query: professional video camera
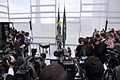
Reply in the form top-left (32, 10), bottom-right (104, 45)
top-left (53, 47), bottom-right (85, 80)
top-left (106, 48), bottom-right (120, 67)
top-left (53, 47), bottom-right (74, 68)
top-left (103, 48), bottom-right (120, 80)
top-left (15, 48), bottom-right (46, 80)
top-left (0, 53), bottom-right (17, 80)
top-left (0, 53), bottom-right (16, 66)
top-left (54, 47), bottom-right (71, 57)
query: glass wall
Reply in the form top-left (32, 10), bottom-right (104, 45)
top-left (31, 0), bottom-right (56, 43)
top-left (80, 0), bottom-right (108, 37)
top-left (9, 0), bottom-right (31, 32)
top-left (107, 0), bottom-right (120, 30)
top-left (31, 0), bottom-right (108, 44)
top-left (0, 0), bottom-right (9, 22)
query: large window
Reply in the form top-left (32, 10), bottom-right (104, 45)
top-left (9, 0), bottom-right (31, 32)
top-left (0, 0), bottom-right (9, 22)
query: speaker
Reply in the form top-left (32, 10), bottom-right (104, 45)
top-left (0, 22), bottom-right (11, 43)
top-left (29, 21), bottom-right (32, 30)
top-left (105, 20), bottom-right (108, 32)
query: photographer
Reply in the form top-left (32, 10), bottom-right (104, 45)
top-left (94, 33), bottom-right (107, 63)
top-left (40, 53), bottom-right (46, 69)
top-left (3, 42), bottom-right (11, 54)
top-left (5, 56), bottom-right (15, 80)
top-left (75, 37), bottom-right (84, 58)
top-left (84, 56), bottom-right (104, 80)
top-left (75, 38), bottom-right (91, 59)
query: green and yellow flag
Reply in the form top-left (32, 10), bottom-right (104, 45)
top-left (62, 4), bottom-right (66, 48)
top-left (57, 6), bottom-right (61, 35)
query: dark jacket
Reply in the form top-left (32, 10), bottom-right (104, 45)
top-left (94, 42), bottom-right (107, 63)
top-left (5, 75), bottom-right (15, 80)
top-left (14, 40), bottom-right (21, 53)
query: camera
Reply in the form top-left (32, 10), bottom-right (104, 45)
top-left (54, 47), bottom-right (71, 58)
top-left (54, 49), bottom-right (64, 57)
top-left (53, 47), bottom-right (85, 80)
top-left (15, 48), bottom-right (46, 80)
top-left (103, 48), bottom-right (120, 80)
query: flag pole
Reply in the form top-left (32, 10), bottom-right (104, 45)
top-left (64, 0), bottom-right (65, 7)
top-left (63, 0), bottom-right (66, 48)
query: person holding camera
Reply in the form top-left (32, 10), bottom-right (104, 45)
top-left (3, 42), bottom-right (11, 54)
top-left (75, 37), bottom-right (90, 59)
top-left (94, 33), bottom-right (107, 63)
top-left (5, 56), bottom-right (15, 80)
top-left (75, 37), bottom-right (84, 59)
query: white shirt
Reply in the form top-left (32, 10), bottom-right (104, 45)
top-left (101, 39), bottom-right (106, 43)
top-left (8, 68), bottom-right (14, 76)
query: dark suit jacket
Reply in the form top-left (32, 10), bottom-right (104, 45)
top-left (94, 42), bottom-right (107, 63)
top-left (14, 40), bottom-right (21, 53)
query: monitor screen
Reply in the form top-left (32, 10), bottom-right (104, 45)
top-left (50, 59), bottom-right (59, 64)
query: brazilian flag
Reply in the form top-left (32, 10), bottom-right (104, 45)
top-left (62, 5), bottom-right (66, 48)
top-left (57, 6), bottom-right (61, 35)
